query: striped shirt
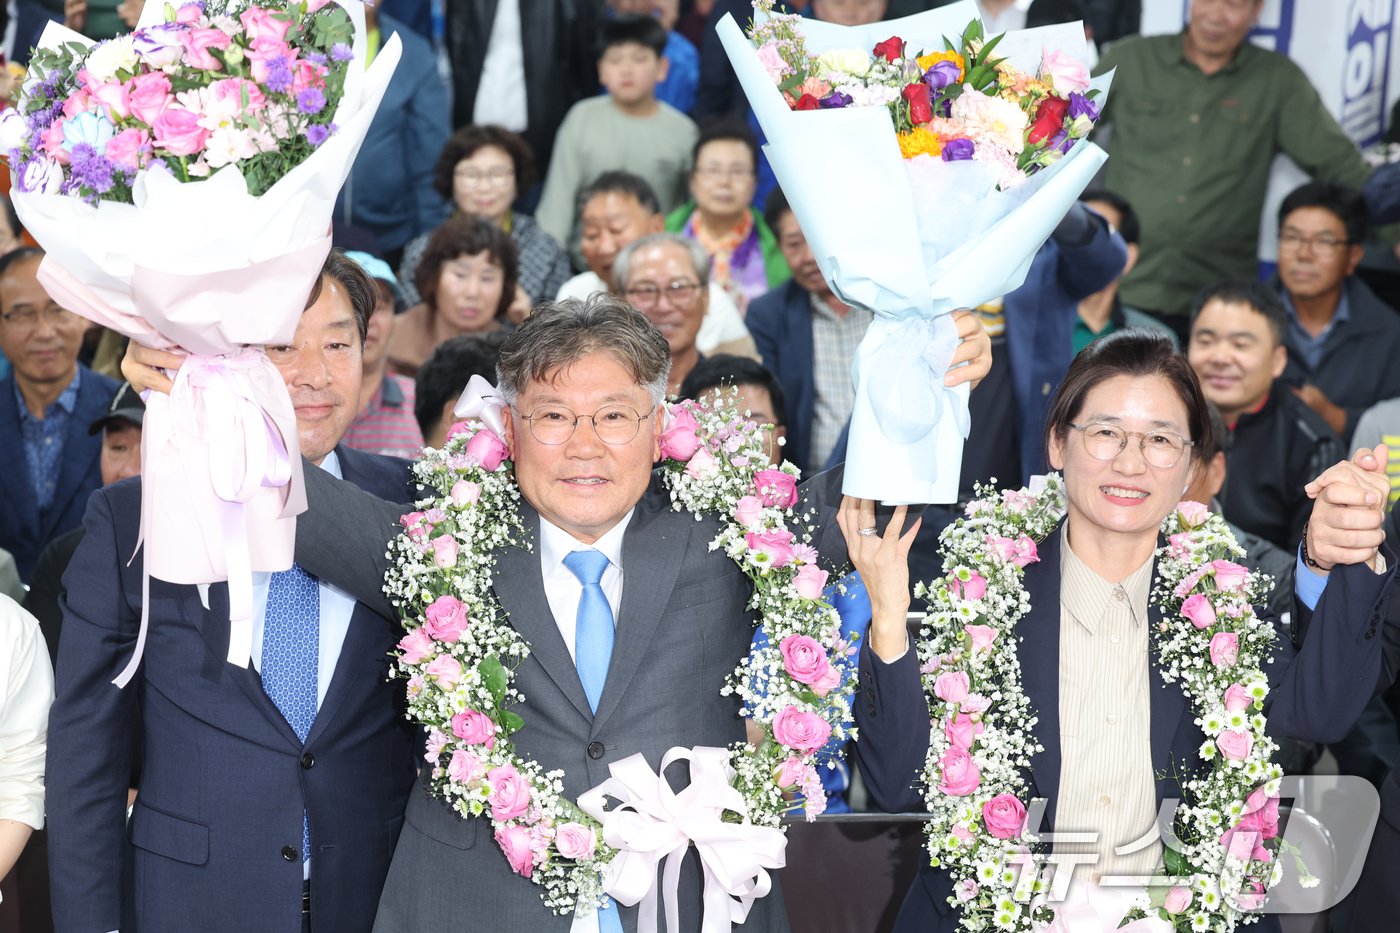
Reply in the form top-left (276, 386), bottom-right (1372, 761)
top-left (1054, 526), bottom-right (1160, 881)
top-left (809, 293), bottom-right (872, 469)
top-left (343, 374), bottom-right (424, 459)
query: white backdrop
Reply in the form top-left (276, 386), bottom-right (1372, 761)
top-left (1138, 0), bottom-right (1399, 262)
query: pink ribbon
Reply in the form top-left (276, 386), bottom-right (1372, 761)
top-left (577, 746), bottom-right (787, 933)
top-left (453, 374), bottom-right (508, 437)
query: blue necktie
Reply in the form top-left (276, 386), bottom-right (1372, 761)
top-left (562, 549), bottom-right (623, 933)
top-left (262, 561), bottom-right (319, 861)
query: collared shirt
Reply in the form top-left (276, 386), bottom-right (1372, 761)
top-left (1054, 527), bottom-right (1160, 881)
top-left (976, 0), bottom-right (1026, 33)
top-left (538, 510), bottom-right (633, 933)
top-left (0, 595), bottom-right (53, 832)
top-left (1096, 32), bottom-right (1376, 316)
top-left (555, 272), bottom-right (753, 358)
top-left (471, 0), bottom-right (528, 131)
top-left (1282, 288), bottom-right (1351, 373)
top-left (15, 367), bottom-right (81, 513)
top-left (808, 293), bottom-right (872, 469)
top-left (343, 373), bottom-right (424, 459)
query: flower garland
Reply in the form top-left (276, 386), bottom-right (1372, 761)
top-left (917, 476), bottom-right (1302, 933)
top-left (383, 393), bottom-right (858, 916)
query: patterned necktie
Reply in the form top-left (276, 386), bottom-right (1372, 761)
top-left (262, 561), bottom-right (319, 860)
top-left (561, 549), bottom-right (623, 933)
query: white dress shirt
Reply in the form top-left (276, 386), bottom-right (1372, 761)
top-left (472, 0), bottom-right (529, 132)
top-left (537, 511), bottom-right (633, 933)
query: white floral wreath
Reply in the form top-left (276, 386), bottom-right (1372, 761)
top-left (384, 379), bottom-right (858, 921)
top-left (916, 475), bottom-right (1313, 933)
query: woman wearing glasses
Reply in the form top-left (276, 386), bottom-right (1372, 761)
top-left (398, 126), bottom-right (572, 319)
top-left (839, 329), bottom-right (1395, 932)
top-left (665, 122), bottom-right (789, 313)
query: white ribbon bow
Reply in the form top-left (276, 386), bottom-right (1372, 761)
top-left (578, 746), bottom-right (787, 933)
top-left (453, 374), bottom-right (508, 437)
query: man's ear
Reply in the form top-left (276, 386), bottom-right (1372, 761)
top-left (502, 403), bottom-right (519, 456)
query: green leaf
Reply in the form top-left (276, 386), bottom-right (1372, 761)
top-left (978, 32), bottom-right (1006, 62)
top-left (1162, 843), bottom-right (1191, 877)
top-left (501, 711), bottom-right (525, 734)
top-left (480, 654), bottom-right (508, 701)
top-left (777, 72), bottom-right (804, 93)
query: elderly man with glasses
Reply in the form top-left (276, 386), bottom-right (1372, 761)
top-left (613, 232), bottom-right (715, 396)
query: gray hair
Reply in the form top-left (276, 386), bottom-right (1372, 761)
top-left (612, 232), bottom-right (711, 291)
top-left (496, 293), bottom-right (672, 405)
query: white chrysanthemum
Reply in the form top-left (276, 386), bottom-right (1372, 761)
top-left (85, 34), bottom-right (140, 82)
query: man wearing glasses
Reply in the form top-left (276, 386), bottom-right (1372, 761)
top-left (1187, 279), bottom-right (1341, 552)
top-left (613, 232), bottom-right (713, 396)
top-left (1272, 181), bottom-right (1400, 447)
top-left (0, 247), bottom-right (117, 582)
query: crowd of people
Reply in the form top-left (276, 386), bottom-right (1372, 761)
top-left (5, 0), bottom-right (1400, 931)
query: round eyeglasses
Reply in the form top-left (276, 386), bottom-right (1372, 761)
top-left (1068, 422), bottom-right (1193, 469)
top-left (514, 404), bottom-right (655, 446)
top-left (623, 280), bottom-right (701, 312)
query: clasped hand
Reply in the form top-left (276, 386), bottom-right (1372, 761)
top-left (1304, 445), bottom-right (1391, 574)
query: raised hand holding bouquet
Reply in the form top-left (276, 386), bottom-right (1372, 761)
top-left (0, 0), bottom-right (401, 682)
top-left (718, 0), bottom-right (1110, 503)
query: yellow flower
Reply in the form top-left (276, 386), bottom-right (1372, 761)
top-left (917, 49), bottom-right (966, 82)
top-left (898, 127), bottom-right (943, 159)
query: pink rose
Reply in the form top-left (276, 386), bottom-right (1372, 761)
top-left (982, 793), bottom-right (1027, 839)
top-left (1164, 886), bottom-right (1192, 915)
top-left (290, 59), bottom-right (326, 95)
top-left (951, 823), bottom-right (974, 844)
top-left (964, 624), bottom-right (997, 654)
top-left (1241, 786), bottom-right (1280, 840)
top-left (210, 77), bottom-right (266, 113)
top-left (793, 564), bottom-right (829, 600)
top-left (239, 4), bottom-right (294, 42)
top-left (659, 405), bottom-right (701, 461)
top-left (487, 765), bottom-right (532, 820)
top-left (447, 749), bottom-right (486, 786)
top-left (1223, 683), bottom-right (1250, 711)
top-left (944, 712), bottom-right (983, 749)
top-left (776, 756), bottom-right (805, 788)
top-left (1210, 632), bottom-right (1239, 668)
top-left (1181, 593), bottom-right (1217, 630)
top-left (495, 824), bottom-right (537, 876)
top-left (465, 428), bottom-right (510, 471)
top-left (180, 27), bottom-right (231, 71)
top-left (1040, 47), bottom-right (1091, 95)
top-left (1216, 729), bottom-right (1253, 761)
top-left (734, 495), bottom-right (765, 529)
top-left (90, 81), bottom-right (130, 120)
top-left (424, 655), bottom-right (462, 689)
top-left (61, 88), bottom-right (92, 119)
top-left (772, 704), bottom-right (833, 753)
top-left (934, 671), bottom-right (970, 705)
top-left (555, 822), bottom-right (597, 860)
top-left (1232, 881), bottom-right (1266, 912)
top-left (1212, 560), bottom-right (1249, 592)
top-left (173, 2), bottom-right (203, 24)
top-left (431, 534), bottom-right (460, 568)
top-left (446, 420), bottom-right (473, 439)
top-left (104, 128), bottom-right (151, 171)
top-left (780, 634), bottom-right (833, 686)
top-left (450, 709), bottom-right (496, 747)
top-left (938, 745), bottom-right (982, 796)
top-left (450, 480), bottom-right (481, 507)
top-left (811, 663), bottom-right (841, 698)
top-left (951, 572), bottom-right (987, 601)
top-left (988, 534), bottom-right (1039, 568)
top-left (424, 594), bottom-right (470, 642)
top-left (151, 107), bottom-right (209, 157)
top-left (1220, 822), bottom-right (1270, 863)
top-left (684, 447), bottom-right (720, 480)
top-left (396, 627), bottom-right (435, 664)
top-left (746, 528), bottom-right (797, 569)
top-left (753, 468), bottom-right (799, 509)
top-left (1176, 500), bottom-right (1210, 528)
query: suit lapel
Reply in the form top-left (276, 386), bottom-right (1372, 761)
top-left (195, 581), bottom-right (304, 750)
top-left (1018, 523), bottom-right (1063, 822)
top-left (0, 380), bottom-right (39, 533)
top-left (43, 372), bottom-right (103, 537)
top-left (591, 498), bottom-right (690, 732)
top-left (1147, 556), bottom-right (1189, 804)
top-left (305, 602), bottom-right (382, 747)
top-left (493, 504), bottom-right (596, 722)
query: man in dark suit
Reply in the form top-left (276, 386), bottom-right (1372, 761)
top-left (45, 251), bottom-right (419, 933)
top-left (0, 247), bottom-right (118, 582)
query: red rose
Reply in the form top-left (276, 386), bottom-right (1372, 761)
top-left (873, 36), bottom-right (905, 62)
top-left (1028, 95), bottom-right (1071, 144)
top-left (795, 93), bottom-right (821, 111)
top-left (902, 83), bottom-right (933, 125)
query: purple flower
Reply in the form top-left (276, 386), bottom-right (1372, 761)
top-left (305, 124), bottom-right (331, 147)
top-left (329, 43), bottom-right (353, 63)
top-left (304, 51), bottom-right (327, 67)
top-left (1067, 92), bottom-right (1099, 122)
top-left (297, 88), bottom-right (326, 115)
top-left (941, 138), bottom-right (976, 162)
top-left (264, 56), bottom-right (294, 93)
top-left (68, 142), bottom-right (115, 196)
top-left (818, 90), bottom-right (852, 109)
top-left (1048, 130), bottom-right (1074, 154)
top-left (923, 60), bottom-right (962, 93)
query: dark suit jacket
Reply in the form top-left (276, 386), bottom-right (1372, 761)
top-left (852, 524), bottom-right (1394, 932)
top-left (747, 280), bottom-right (817, 474)
top-left (45, 446), bottom-right (419, 933)
top-left (0, 366), bottom-right (118, 582)
top-left (290, 467), bottom-right (791, 933)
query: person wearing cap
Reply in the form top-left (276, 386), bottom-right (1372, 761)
top-left (341, 251), bottom-right (426, 459)
top-left (0, 247), bottom-right (119, 584)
